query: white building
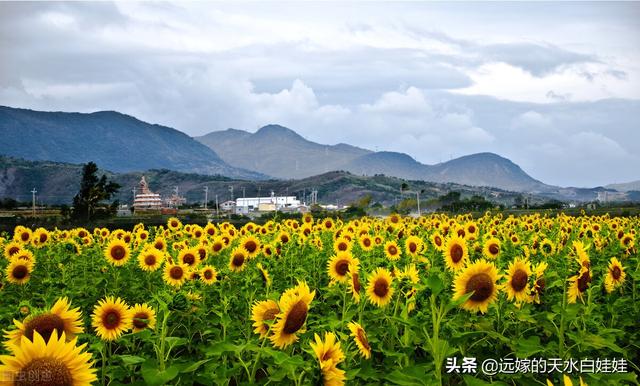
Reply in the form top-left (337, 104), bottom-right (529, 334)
top-left (133, 177), bottom-right (163, 211)
top-left (235, 192), bottom-right (300, 214)
top-left (220, 200), bottom-right (236, 212)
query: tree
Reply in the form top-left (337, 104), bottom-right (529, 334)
top-left (72, 162), bottom-right (120, 220)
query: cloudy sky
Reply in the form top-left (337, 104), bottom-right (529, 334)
top-left (1, 2), bottom-right (639, 187)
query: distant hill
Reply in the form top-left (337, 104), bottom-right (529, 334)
top-left (196, 125), bottom-right (370, 179)
top-left (606, 180), bottom-right (640, 192)
top-left (0, 106), bottom-right (265, 180)
top-left (0, 156), bottom-right (531, 206)
top-left (197, 126), bottom-right (548, 192)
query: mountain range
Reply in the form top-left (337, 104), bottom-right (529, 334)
top-left (197, 125), bottom-right (548, 192)
top-left (0, 106), bottom-right (264, 180)
top-left (0, 105), bottom-right (635, 199)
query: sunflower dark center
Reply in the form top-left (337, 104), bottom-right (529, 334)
top-left (281, 235), bottom-right (289, 243)
top-left (8, 246), bottom-right (20, 256)
top-left (203, 270), bottom-right (213, 280)
top-left (335, 260), bottom-right (349, 276)
top-left (465, 273), bottom-right (493, 302)
top-left (510, 269), bottom-right (528, 292)
top-left (450, 244), bottom-right (464, 263)
top-left (12, 263), bottom-right (29, 279)
top-left (435, 236), bottom-right (442, 246)
top-left (338, 242), bottom-right (347, 251)
top-left (457, 229), bottom-right (465, 238)
top-left (263, 308), bottom-right (279, 321)
top-left (611, 266), bottom-right (621, 280)
top-left (543, 244), bottom-right (552, 253)
top-left (197, 249), bottom-right (206, 260)
top-left (409, 242), bottom-right (417, 253)
top-left (133, 312), bottom-right (149, 329)
top-left (245, 241), bottom-right (257, 253)
top-left (144, 254), bottom-right (156, 266)
top-left (352, 273), bottom-right (361, 293)
top-left (21, 233), bottom-right (30, 242)
top-left (363, 239), bottom-right (371, 247)
top-left (373, 278), bottom-right (389, 298)
top-left (183, 253), bottom-right (196, 265)
top-left (16, 358), bottom-right (72, 386)
top-left (283, 301), bottom-right (307, 334)
top-left (468, 226), bottom-right (476, 234)
top-left (103, 310), bottom-right (121, 329)
top-left (213, 243), bottom-right (222, 252)
top-left (535, 278), bottom-right (546, 292)
top-left (24, 314), bottom-right (65, 342)
top-left (232, 253), bottom-right (245, 267)
top-left (488, 244), bottom-right (499, 255)
top-left (388, 245), bottom-right (398, 255)
top-left (171, 221), bottom-right (179, 227)
top-left (577, 271), bottom-right (591, 292)
top-left (111, 245), bottom-right (126, 261)
top-left (357, 328), bottom-right (371, 350)
top-left (169, 266), bottom-right (183, 280)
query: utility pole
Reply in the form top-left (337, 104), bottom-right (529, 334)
top-left (416, 190), bottom-right (421, 217)
top-left (229, 186), bottom-right (234, 201)
top-left (204, 186), bottom-right (208, 210)
top-left (215, 194), bottom-right (219, 218)
top-left (31, 188), bottom-right (37, 216)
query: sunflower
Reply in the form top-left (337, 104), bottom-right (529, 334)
top-left (0, 330), bottom-right (96, 386)
top-left (211, 238), bottom-right (225, 254)
top-left (404, 236), bottom-right (423, 258)
top-left (31, 228), bottom-right (50, 248)
top-left (531, 261), bottom-right (548, 304)
top-left (200, 265), bottom-right (218, 285)
top-left (91, 296), bottom-right (132, 341)
top-left (152, 237), bottom-right (167, 251)
top-left (256, 263), bottom-right (272, 287)
top-left (327, 252), bottom-right (353, 284)
top-left (104, 239), bottom-right (131, 267)
top-left (503, 257), bottom-right (532, 303)
top-left (567, 267), bottom-right (591, 304)
top-left (4, 297), bottom-right (83, 350)
top-left (178, 247), bottom-right (200, 267)
top-left (366, 268), bottom-right (394, 307)
top-left (10, 249), bottom-right (35, 265)
top-left (310, 332), bottom-right (345, 385)
top-left (13, 227), bottom-right (32, 244)
top-left (540, 239), bottom-right (555, 256)
top-left (270, 281), bottom-right (315, 349)
top-left (384, 241), bottom-right (401, 261)
top-left (137, 248), bottom-right (164, 272)
top-left (347, 321), bottom-right (371, 359)
top-left (3, 241), bottom-right (22, 260)
top-left (277, 231), bottom-right (291, 245)
top-left (443, 236), bottom-right (468, 272)
top-left (229, 247), bottom-right (248, 272)
top-left (6, 259), bottom-right (33, 285)
top-left (482, 238), bottom-right (501, 260)
top-left (241, 236), bottom-right (261, 258)
top-left (400, 263), bottom-right (420, 285)
top-left (453, 259), bottom-right (499, 314)
top-left (348, 268), bottom-right (362, 303)
top-left (131, 303), bottom-right (156, 333)
top-left (431, 232), bottom-right (445, 251)
top-left (604, 257), bottom-right (625, 294)
top-left (251, 300), bottom-right (280, 338)
top-left (358, 235), bottom-right (374, 251)
top-left (163, 263), bottom-right (190, 288)
top-left (167, 217), bottom-right (182, 231)
top-left (333, 238), bottom-right (352, 254)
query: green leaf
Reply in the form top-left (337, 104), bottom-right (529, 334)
top-left (116, 355), bottom-right (146, 366)
top-left (181, 359), bottom-right (212, 373)
top-left (426, 274), bottom-right (444, 296)
top-left (205, 342), bottom-right (243, 356)
top-left (141, 361), bottom-right (179, 386)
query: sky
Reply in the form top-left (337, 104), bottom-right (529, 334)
top-left (1, 2), bottom-right (639, 187)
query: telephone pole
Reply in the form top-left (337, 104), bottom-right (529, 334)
top-left (416, 190), bottom-right (421, 217)
top-left (204, 186), bottom-right (208, 210)
top-left (215, 194), bottom-right (219, 218)
top-left (31, 188), bottom-right (37, 216)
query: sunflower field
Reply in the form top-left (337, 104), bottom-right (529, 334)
top-left (0, 213), bottom-right (638, 386)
